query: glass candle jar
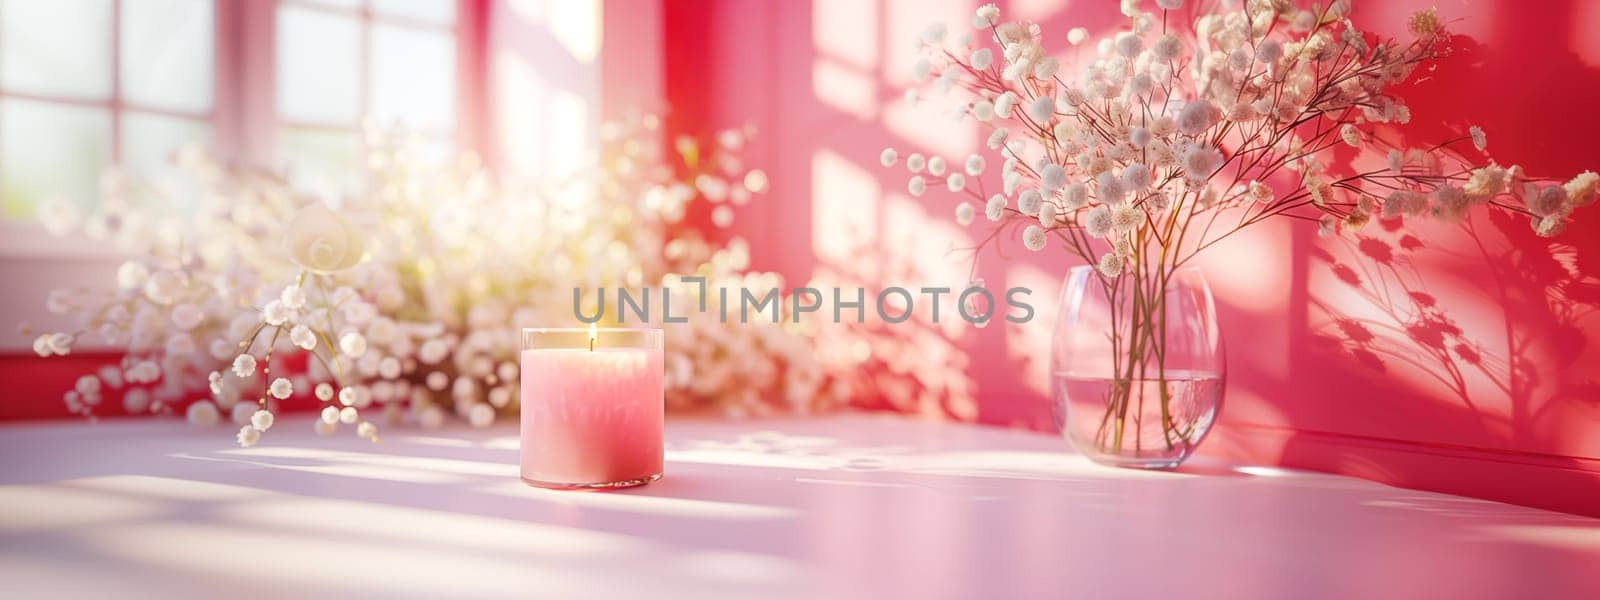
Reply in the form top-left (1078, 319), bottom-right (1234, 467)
top-left (519, 327), bottom-right (664, 489)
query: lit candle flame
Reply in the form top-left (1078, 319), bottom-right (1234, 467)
top-left (588, 323), bottom-right (596, 351)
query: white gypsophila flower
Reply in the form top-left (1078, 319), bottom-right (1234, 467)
top-left (187, 401), bottom-right (221, 427)
top-left (1535, 214), bottom-right (1567, 237)
top-left (985, 194), bottom-right (1007, 221)
top-left (1526, 185), bottom-right (1568, 217)
top-left (1256, 39), bottom-right (1283, 63)
top-left (468, 403), bottom-right (495, 428)
top-left (1340, 124), bottom-right (1361, 148)
top-left (906, 153), bottom-right (926, 173)
top-left (1381, 190), bottom-right (1428, 218)
top-left (426, 371), bottom-right (449, 391)
top-left (1228, 47), bottom-right (1251, 70)
top-left (418, 405), bottom-right (445, 429)
top-left (357, 421), bottom-right (378, 441)
top-left (339, 406), bottom-right (359, 425)
top-left (1249, 180), bottom-right (1273, 203)
top-left (315, 418), bottom-right (337, 436)
top-left (1122, 163), bottom-right (1152, 190)
top-left (143, 270), bottom-right (183, 305)
top-left (965, 154), bottom-right (986, 175)
top-left (1027, 96), bottom-right (1055, 123)
top-left (231, 354), bottom-right (257, 378)
top-left (115, 261), bottom-right (149, 291)
top-left (1003, 171), bottom-right (1021, 195)
top-left (1067, 27), bottom-right (1088, 45)
top-left (1469, 126), bottom-right (1487, 152)
top-left (973, 3), bottom-right (998, 28)
top-left (1022, 225), bottom-right (1047, 251)
top-left (379, 356), bottom-right (402, 380)
top-left (1064, 182), bottom-right (1090, 208)
top-left (261, 300), bottom-right (292, 326)
top-left (946, 173), bottom-right (966, 191)
top-left (417, 339), bottom-right (449, 365)
top-left (994, 92), bottom-right (1017, 118)
top-left (908, 175), bottom-right (927, 197)
top-left (1177, 100), bottom-right (1219, 135)
top-left (987, 128), bottom-right (1010, 150)
top-left (955, 202), bottom-right (976, 225)
top-left (928, 156), bottom-right (947, 176)
top-left (1114, 32), bottom-right (1142, 58)
top-left (171, 304), bottom-right (204, 331)
top-left (912, 57), bottom-right (932, 82)
top-left (279, 284), bottom-right (307, 310)
top-left (1085, 205), bottom-right (1114, 237)
top-left (1463, 164), bottom-right (1507, 198)
top-left (1129, 127), bottom-right (1152, 148)
top-left (339, 386), bottom-right (359, 406)
top-left (315, 382), bottom-right (334, 401)
top-left (209, 371), bottom-right (224, 395)
top-left (971, 47), bottom-right (994, 70)
top-left (1096, 171), bottom-right (1127, 204)
top-left (1112, 205), bottom-right (1144, 231)
top-left (339, 331), bottom-right (368, 357)
top-left (921, 22), bottom-right (948, 46)
top-left (33, 334), bottom-right (55, 357)
top-left (1564, 171), bottom-right (1599, 207)
top-left (1097, 252), bottom-right (1125, 276)
top-left (269, 377), bottom-right (293, 400)
top-left (1018, 189), bottom-right (1043, 214)
top-left (123, 388), bottom-right (150, 414)
top-left (972, 101), bottom-right (995, 121)
top-left (320, 405), bottom-right (340, 425)
top-left (880, 148), bottom-right (900, 168)
top-left (1039, 202), bottom-right (1058, 227)
top-left (1181, 145), bottom-right (1224, 181)
top-left (251, 409), bottom-right (275, 432)
top-left (1153, 34), bottom-right (1182, 60)
top-left (236, 425), bottom-right (261, 448)
top-left (1156, 0), bottom-right (1182, 9)
top-left (289, 324), bottom-right (316, 351)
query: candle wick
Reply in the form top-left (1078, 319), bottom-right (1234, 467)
top-left (589, 337), bottom-right (594, 352)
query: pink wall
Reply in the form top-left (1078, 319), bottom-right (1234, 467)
top-left (662, 0), bottom-right (1600, 516)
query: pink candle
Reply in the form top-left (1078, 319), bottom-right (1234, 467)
top-left (519, 327), bottom-right (664, 489)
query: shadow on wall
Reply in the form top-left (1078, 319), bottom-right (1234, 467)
top-left (661, 0), bottom-right (1600, 512)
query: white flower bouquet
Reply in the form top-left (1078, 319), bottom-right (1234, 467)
top-left (885, 0), bottom-right (1595, 459)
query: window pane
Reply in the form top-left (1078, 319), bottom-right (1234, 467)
top-left (372, 0), bottom-right (456, 25)
top-left (281, 127), bottom-right (362, 194)
top-left (121, 0), bottom-right (215, 114)
top-left (0, 99), bottom-right (112, 219)
top-left (122, 112), bottom-right (211, 214)
top-left (369, 25), bottom-right (456, 134)
top-left (276, 6), bottom-right (361, 125)
top-left (0, 0), bottom-right (113, 99)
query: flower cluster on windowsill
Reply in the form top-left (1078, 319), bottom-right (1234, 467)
top-left (26, 119), bottom-right (848, 446)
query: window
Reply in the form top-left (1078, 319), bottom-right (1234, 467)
top-left (275, 0), bottom-right (458, 193)
top-left (0, 0), bottom-right (215, 220)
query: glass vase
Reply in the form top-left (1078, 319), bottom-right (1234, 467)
top-left (1050, 265), bottom-right (1225, 469)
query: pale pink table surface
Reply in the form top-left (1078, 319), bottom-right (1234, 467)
top-left (1, 414), bottom-right (1595, 599)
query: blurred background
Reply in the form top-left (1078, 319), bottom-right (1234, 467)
top-left (1, 0), bottom-right (1597, 515)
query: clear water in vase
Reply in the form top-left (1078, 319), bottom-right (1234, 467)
top-left (1053, 370), bottom-right (1223, 469)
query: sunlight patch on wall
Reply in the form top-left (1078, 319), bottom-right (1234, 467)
top-left (813, 0), bottom-right (878, 70)
top-left (811, 149), bottom-right (882, 280)
top-left (813, 60), bottom-right (878, 121)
